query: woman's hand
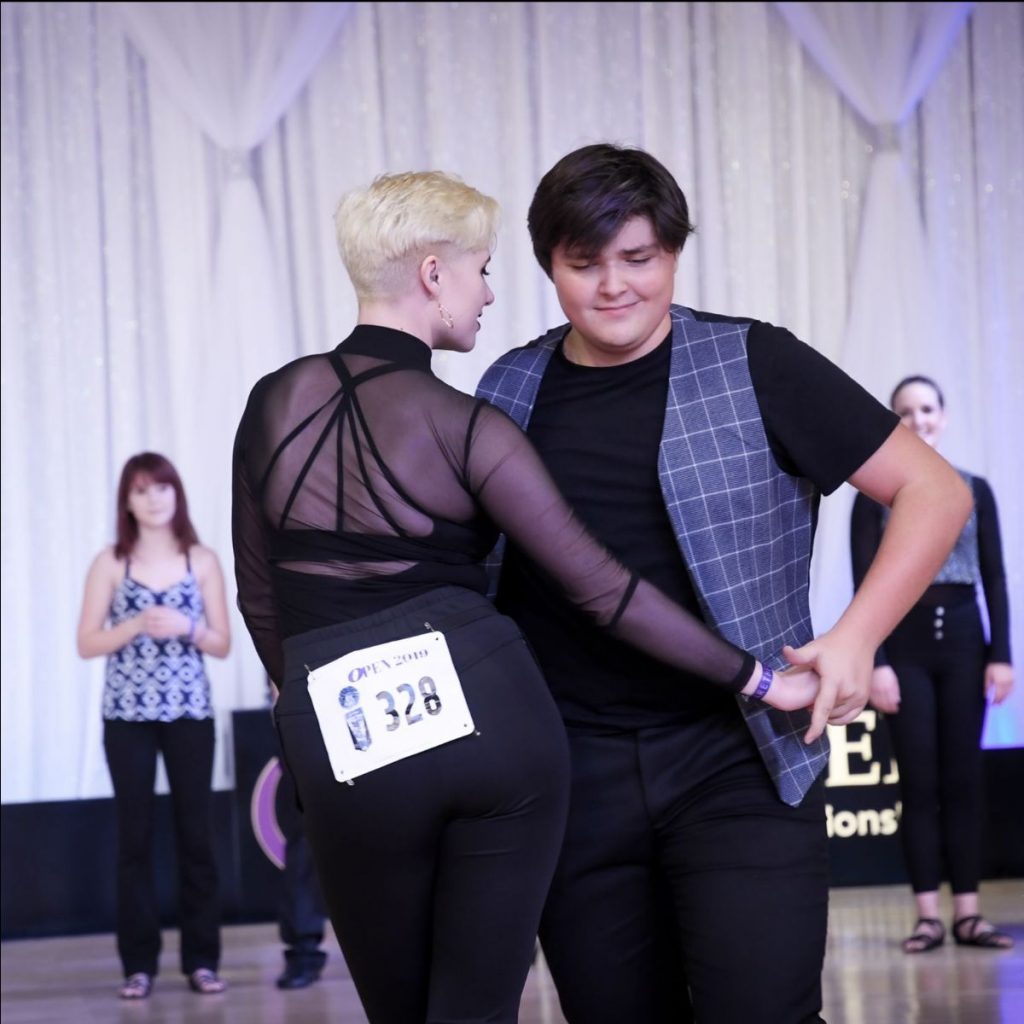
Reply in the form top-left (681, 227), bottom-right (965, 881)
top-left (868, 666), bottom-right (901, 714)
top-left (139, 605), bottom-right (192, 639)
top-left (985, 662), bottom-right (1014, 704)
top-left (761, 663), bottom-right (821, 714)
top-left (741, 659), bottom-right (821, 715)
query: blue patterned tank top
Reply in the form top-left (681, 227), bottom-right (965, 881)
top-left (103, 557), bottom-right (213, 722)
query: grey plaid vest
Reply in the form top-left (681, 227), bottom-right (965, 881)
top-left (476, 304), bottom-right (830, 806)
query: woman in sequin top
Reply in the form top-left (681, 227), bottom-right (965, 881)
top-left (77, 452), bottom-right (231, 999)
top-left (851, 376), bottom-right (1014, 954)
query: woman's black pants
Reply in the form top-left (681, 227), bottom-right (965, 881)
top-left (884, 594), bottom-right (989, 894)
top-left (274, 587), bottom-right (570, 1024)
top-left (103, 717), bottom-right (220, 977)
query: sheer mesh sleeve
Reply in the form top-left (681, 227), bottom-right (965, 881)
top-left (467, 403), bottom-right (753, 691)
top-left (232, 392), bottom-right (284, 686)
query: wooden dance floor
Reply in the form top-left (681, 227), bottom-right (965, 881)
top-left (3, 882), bottom-right (1022, 1023)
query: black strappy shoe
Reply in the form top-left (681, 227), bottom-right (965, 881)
top-left (952, 915), bottom-right (1014, 950)
top-left (902, 917), bottom-right (945, 953)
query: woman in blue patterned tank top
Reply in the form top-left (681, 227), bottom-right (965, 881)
top-left (76, 452), bottom-right (232, 999)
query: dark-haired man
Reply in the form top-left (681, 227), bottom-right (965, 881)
top-left (477, 143), bottom-right (970, 1023)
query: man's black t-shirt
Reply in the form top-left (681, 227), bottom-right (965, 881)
top-left (496, 316), bottom-right (899, 729)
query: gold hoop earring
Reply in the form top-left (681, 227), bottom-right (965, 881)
top-left (438, 303), bottom-right (454, 329)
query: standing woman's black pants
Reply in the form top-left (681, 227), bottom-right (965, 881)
top-left (883, 588), bottom-right (988, 894)
top-left (103, 717), bottom-right (220, 977)
top-left (274, 586), bottom-right (570, 1024)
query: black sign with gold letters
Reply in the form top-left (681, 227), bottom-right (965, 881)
top-left (824, 710), bottom-right (907, 885)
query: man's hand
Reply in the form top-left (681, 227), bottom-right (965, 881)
top-left (782, 631), bottom-right (873, 744)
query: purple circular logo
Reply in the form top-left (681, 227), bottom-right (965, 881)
top-left (249, 756), bottom-right (285, 869)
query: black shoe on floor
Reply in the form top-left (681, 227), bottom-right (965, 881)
top-left (276, 962), bottom-right (322, 990)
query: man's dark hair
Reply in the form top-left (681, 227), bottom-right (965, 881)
top-left (527, 143), bottom-right (695, 277)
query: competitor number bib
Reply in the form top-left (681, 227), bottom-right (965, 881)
top-left (307, 630), bottom-right (476, 783)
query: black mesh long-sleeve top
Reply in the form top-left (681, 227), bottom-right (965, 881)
top-left (232, 325), bottom-right (754, 691)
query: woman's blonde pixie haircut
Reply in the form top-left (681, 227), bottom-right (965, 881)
top-left (335, 171), bottom-right (500, 301)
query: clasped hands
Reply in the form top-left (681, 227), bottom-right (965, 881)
top-left (134, 605), bottom-right (192, 640)
top-left (758, 630), bottom-right (873, 745)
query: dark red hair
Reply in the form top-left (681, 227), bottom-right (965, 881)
top-left (114, 452), bottom-right (199, 558)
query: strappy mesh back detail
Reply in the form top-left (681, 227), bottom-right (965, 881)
top-left (259, 354), bottom-right (440, 576)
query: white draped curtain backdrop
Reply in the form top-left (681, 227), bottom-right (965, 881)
top-left (2, 1), bottom-right (1021, 802)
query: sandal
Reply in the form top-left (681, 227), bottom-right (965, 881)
top-left (952, 915), bottom-right (1014, 949)
top-left (187, 968), bottom-right (227, 994)
top-left (119, 972), bottom-right (153, 999)
top-left (902, 917), bottom-right (945, 954)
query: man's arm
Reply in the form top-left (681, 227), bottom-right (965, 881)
top-left (786, 423), bottom-right (972, 742)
